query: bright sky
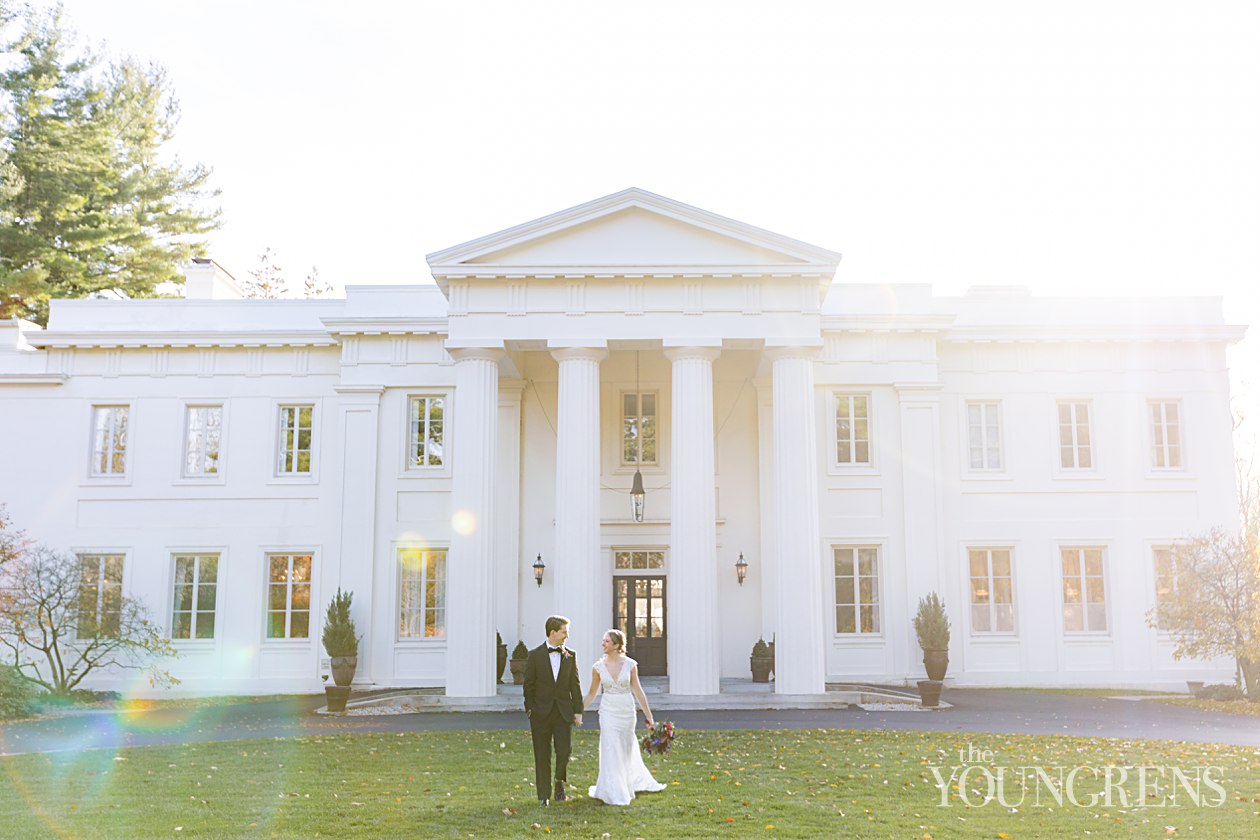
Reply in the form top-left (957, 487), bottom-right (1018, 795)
top-left (28, 1), bottom-right (1260, 424)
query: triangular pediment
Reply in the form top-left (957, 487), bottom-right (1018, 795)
top-left (426, 188), bottom-right (840, 285)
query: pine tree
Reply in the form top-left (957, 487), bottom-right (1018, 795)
top-left (0, 6), bottom-right (219, 324)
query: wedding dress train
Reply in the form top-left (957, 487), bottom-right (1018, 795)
top-left (587, 657), bottom-right (667, 805)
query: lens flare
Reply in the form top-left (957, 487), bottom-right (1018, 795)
top-left (451, 509), bottom-right (477, 536)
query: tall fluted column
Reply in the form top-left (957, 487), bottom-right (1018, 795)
top-left (551, 345), bottom-right (607, 694)
top-left (769, 346), bottom-right (827, 694)
top-left (445, 347), bottom-right (502, 697)
top-left (666, 344), bottom-right (721, 696)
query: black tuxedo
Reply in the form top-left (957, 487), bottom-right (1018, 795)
top-left (523, 643), bottom-right (583, 800)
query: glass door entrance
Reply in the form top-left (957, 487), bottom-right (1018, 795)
top-left (613, 575), bottom-right (667, 676)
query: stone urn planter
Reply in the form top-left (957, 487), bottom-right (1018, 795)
top-left (510, 641), bottom-right (529, 685)
top-left (330, 655), bottom-right (358, 688)
top-left (922, 650), bottom-right (949, 682)
top-left (750, 638), bottom-right (772, 683)
top-left (917, 679), bottom-right (943, 708)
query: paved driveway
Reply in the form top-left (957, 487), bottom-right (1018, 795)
top-left (2, 689), bottom-right (1257, 756)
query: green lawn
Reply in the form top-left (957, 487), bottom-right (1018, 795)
top-left (1, 729), bottom-right (1257, 838)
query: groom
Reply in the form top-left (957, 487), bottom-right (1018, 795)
top-left (523, 615), bottom-right (584, 805)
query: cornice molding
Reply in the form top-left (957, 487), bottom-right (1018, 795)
top-left (24, 330), bottom-right (339, 349)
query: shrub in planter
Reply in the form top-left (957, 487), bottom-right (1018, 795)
top-left (913, 592), bottom-right (951, 681)
top-left (0, 665), bottom-right (37, 720)
top-left (321, 588), bottom-right (360, 688)
top-left (510, 641), bottom-right (529, 685)
top-left (750, 638), bottom-right (772, 683)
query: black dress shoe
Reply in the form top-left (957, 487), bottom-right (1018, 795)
top-left (554, 782), bottom-right (567, 801)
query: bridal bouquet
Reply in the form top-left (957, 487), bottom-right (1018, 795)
top-left (640, 720), bottom-right (676, 755)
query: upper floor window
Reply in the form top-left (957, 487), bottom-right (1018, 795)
top-left (277, 405), bottom-right (314, 475)
top-left (408, 396), bottom-right (445, 468)
top-left (171, 553), bottom-right (218, 640)
top-left (184, 405), bottom-right (223, 477)
top-left (1057, 401), bottom-right (1093, 469)
top-left (622, 392), bottom-right (658, 465)
top-left (399, 548), bottom-right (446, 639)
top-left (968, 547), bottom-right (1015, 633)
top-left (77, 553), bottom-right (124, 637)
top-left (835, 394), bottom-right (871, 466)
top-left (1061, 547), bottom-right (1107, 633)
top-left (834, 546), bottom-right (880, 634)
top-left (90, 406), bottom-right (129, 476)
top-left (1150, 401), bottom-right (1182, 469)
top-left (967, 402), bottom-right (1002, 470)
top-left (266, 553), bottom-right (312, 639)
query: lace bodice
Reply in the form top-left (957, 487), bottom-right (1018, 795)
top-left (597, 656), bottom-right (635, 695)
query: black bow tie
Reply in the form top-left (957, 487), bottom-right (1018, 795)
top-left (547, 647), bottom-right (562, 653)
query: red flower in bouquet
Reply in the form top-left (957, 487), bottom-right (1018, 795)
top-left (640, 720), bottom-right (676, 755)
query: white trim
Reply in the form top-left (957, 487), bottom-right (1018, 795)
top-left (963, 544), bottom-right (1018, 637)
top-left (178, 403), bottom-right (227, 483)
top-left (271, 400), bottom-right (321, 483)
top-left (829, 391), bottom-right (876, 471)
top-left (1146, 397), bottom-right (1187, 473)
top-left (86, 402), bottom-right (133, 483)
top-left (259, 548), bottom-right (318, 645)
top-left (1051, 397), bottom-right (1101, 478)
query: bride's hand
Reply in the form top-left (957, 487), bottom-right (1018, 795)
top-left (644, 715), bottom-right (655, 728)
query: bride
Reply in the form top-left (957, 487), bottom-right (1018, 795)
top-left (581, 629), bottom-right (667, 805)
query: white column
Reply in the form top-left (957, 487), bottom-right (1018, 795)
top-left (666, 345), bottom-right (721, 696)
top-left (551, 346), bottom-right (606, 693)
top-left (332, 385), bottom-right (383, 684)
top-left (769, 347), bottom-right (827, 695)
top-left (445, 347), bottom-right (502, 697)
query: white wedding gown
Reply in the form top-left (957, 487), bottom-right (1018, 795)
top-left (587, 657), bottom-right (667, 805)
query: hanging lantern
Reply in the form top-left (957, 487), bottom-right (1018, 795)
top-left (532, 553), bottom-right (546, 587)
top-left (735, 552), bottom-right (749, 585)
top-left (631, 468), bottom-right (646, 523)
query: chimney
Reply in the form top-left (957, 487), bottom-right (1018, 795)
top-left (182, 259), bottom-right (245, 299)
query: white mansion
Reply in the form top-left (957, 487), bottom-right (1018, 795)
top-left (0, 189), bottom-right (1245, 696)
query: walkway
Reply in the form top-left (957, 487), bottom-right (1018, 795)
top-left (2, 688), bottom-right (1256, 757)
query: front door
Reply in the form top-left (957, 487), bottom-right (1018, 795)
top-left (613, 575), bottom-right (667, 676)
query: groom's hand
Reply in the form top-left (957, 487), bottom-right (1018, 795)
top-left (573, 714), bottom-right (582, 726)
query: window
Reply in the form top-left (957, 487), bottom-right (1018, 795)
top-left (183, 405), bottom-right (223, 477)
top-left (171, 554), bottom-right (218, 640)
top-left (967, 402), bottom-right (1002, 470)
top-left (90, 406), bottom-right (129, 476)
top-left (835, 394), bottom-right (871, 465)
top-left (1057, 401), bottom-right (1092, 469)
top-left (407, 396), bottom-right (445, 468)
top-left (277, 405), bottom-right (314, 475)
top-left (1061, 547), bottom-right (1107, 632)
top-left (834, 547), bottom-right (880, 634)
top-left (614, 550), bottom-right (664, 570)
top-left (77, 554), bottom-right (124, 637)
top-left (399, 548), bottom-right (446, 638)
top-left (266, 554), bottom-right (312, 639)
top-left (968, 548), bottom-right (1015, 633)
top-left (1153, 546), bottom-right (1181, 626)
top-left (1150, 401), bottom-right (1182, 469)
top-left (622, 392), bottom-right (658, 465)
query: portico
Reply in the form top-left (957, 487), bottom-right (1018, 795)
top-left (426, 188), bottom-right (843, 697)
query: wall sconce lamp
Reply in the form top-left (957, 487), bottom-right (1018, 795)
top-left (735, 552), bottom-right (749, 585)
top-left (631, 468), bottom-right (646, 523)
top-left (532, 553), bottom-right (546, 587)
